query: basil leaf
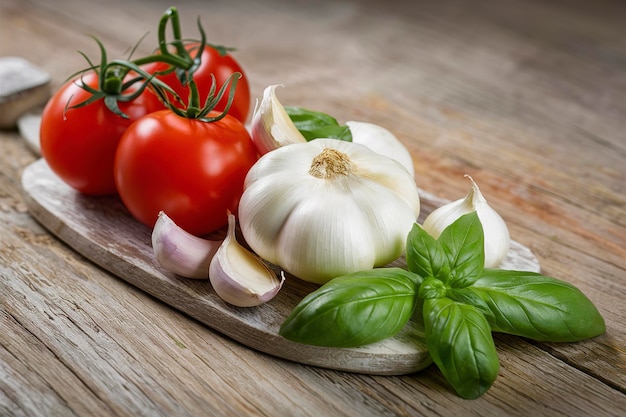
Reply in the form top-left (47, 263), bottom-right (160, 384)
top-left (406, 223), bottom-right (450, 281)
top-left (470, 269), bottom-right (606, 342)
top-left (423, 297), bottom-right (499, 399)
top-left (279, 268), bottom-right (421, 347)
top-left (438, 212), bottom-right (484, 288)
top-left (284, 105), bottom-right (352, 141)
top-left (445, 287), bottom-right (495, 321)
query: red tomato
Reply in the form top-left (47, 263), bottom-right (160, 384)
top-left (40, 71), bottom-right (164, 195)
top-left (143, 43), bottom-right (251, 123)
top-left (114, 110), bottom-right (259, 235)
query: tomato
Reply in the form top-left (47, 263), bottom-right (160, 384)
top-left (143, 43), bottom-right (251, 123)
top-left (40, 71), bottom-right (164, 195)
top-left (114, 110), bottom-right (259, 235)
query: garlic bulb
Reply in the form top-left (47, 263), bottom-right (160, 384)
top-left (209, 212), bottom-right (285, 307)
top-left (151, 211), bottom-right (220, 279)
top-left (250, 84), bottom-right (415, 175)
top-left (238, 138), bottom-right (420, 284)
top-left (422, 175), bottom-right (510, 268)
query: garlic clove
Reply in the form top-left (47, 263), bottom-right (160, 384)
top-left (209, 212), bottom-right (285, 307)
top-left (151, 211), bottom-right (222, 279)
top-left (250, 84), bottom-right (307, 155)
top-left (422, 175), bottom-right (510, 268)
top-left (345, 120), bottom-right (415, 177)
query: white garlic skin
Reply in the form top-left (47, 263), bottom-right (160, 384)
top-left (250, 84), bottom-right (307, 155)
top-left (238, 138), bottom-right (420, 284)
top-left (209, 212), bottom-right (285, 307)
top-left (151, 211), bottom-right (220, 279)
top-left (345, 121), bottom-right (415, 177)
top-left (250, 84), bottom-right (415, 176)
top-left (422, 176), bottom-right (510, 268)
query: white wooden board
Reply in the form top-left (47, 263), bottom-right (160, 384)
top-left (20, 158), bottom-right (540, 375)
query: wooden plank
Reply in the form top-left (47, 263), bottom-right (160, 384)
top-left (1, 0), bottom-right (625, 415)
top-left (4, 248), bottom-right (625, 417)
top-left (19, 158), bottom-right (540, 376)
top-left (2, 202), bottom-right (624, 417)
top-left (19, 159), bottom-right (430, 375)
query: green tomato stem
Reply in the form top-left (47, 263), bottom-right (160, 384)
top-left (167, 72), bottom-right (241, 122)
top-left (158, 7), bottom-right (187, 58)
top-left (67, 6), bottom-right (238, 119)
top-left (185, 81), bottom-right (202, 118)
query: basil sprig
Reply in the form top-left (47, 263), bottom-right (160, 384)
top-left (279, 212), bottom-right (606, 399)
top-left (284, 106), bottom-right (352, 142)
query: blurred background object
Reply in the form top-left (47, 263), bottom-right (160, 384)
top-left (0, 56), bottom-right (50, 129)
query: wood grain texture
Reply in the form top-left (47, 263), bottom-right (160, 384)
top-left (20, 161), bottom-right (433, 376)
top-left (19, 157), bottom-right (540, 375)
top-left (1, 0), bottom-right (625, 416)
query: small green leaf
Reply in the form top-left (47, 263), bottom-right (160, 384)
top-left (470, 269), bottom-right (606, 342)
top-left (103, 94), bottom-right (128, 119)
top-left (446, 287), bottom-right (495, 321)
top-left (438, 212), bottom-right (484, 288)
top-left (406, 223), bottom-right (449, 280)
top-left (284, 106), bottom-right (352, 141)
top-left (423, 297), bottom-right (499, 399)
top-left (279, 268), bottom-right (421, 347)
top-left (418, 277), bottom-right (447, 299)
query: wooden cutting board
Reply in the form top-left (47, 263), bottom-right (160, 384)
top-left (20, 158), bottom-right (540, 375)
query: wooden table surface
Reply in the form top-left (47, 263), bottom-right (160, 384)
top-left (1, 0), bottom-right (625, 416)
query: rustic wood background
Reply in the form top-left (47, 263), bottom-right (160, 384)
top-left (1, 0), bottom-right (625, 416)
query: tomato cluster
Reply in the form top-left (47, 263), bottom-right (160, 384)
top-left (39, 8), bottom-right (258, 236)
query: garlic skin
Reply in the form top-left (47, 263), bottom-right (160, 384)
top-left (250, 84), bottom-right (415, 176)
top-left (345, 121), bottom-right (415, 177)
top-left (209, 212), bottom-right (285, 307)
top-left (151, 211), bottom-right (220, 279)
top-left (238, 138), bottom-right (420, 284)
top-left (250, 84), bottom-right (307, 155)
top-left (422, 175), bottom-right (510, 268)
